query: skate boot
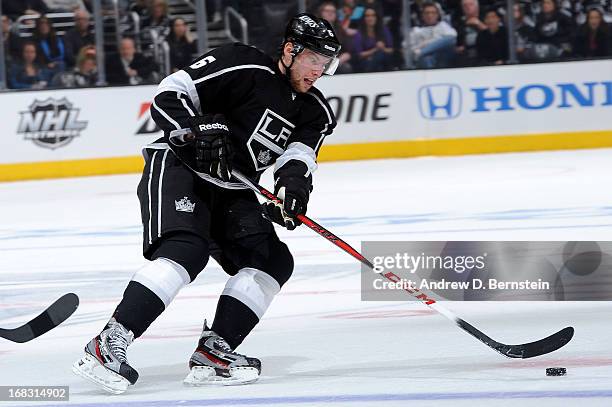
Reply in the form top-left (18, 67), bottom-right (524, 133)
top-left (72, 318), bottom-right (138, 394)
top-left (184, 320), bottom-right (261, 386)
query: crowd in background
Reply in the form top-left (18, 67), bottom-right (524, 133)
top-left (314, 0), bottom-right (612, 72)
top-left (405, 0), bottom-right (612, 68)
top-left (2, 0), bottom-right (611, 90)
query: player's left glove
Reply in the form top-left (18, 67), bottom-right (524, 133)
top-left (263, 162), bottom-right (312, 231)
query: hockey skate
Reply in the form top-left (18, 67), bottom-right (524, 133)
top-left (184, 320), bottom-right (261, 386)
top-left (72, 318), bottom-right (139, 394)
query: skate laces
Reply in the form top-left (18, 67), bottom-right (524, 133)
top-left (202, 331), bottom-right (238, 355)
top-left (107, 322), bottom-right (134, 363)
top-left (212, 336), bottom-right (234, 354)
top-left (200, 320), bottom-right (236, 355)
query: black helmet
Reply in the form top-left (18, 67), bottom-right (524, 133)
top-left (283, 13), bottom-right (342, 75)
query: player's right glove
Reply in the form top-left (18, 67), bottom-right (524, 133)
top-left (263, 162), bottom-right (312, 231)
top-left (189, 114), bottom-right (234, 182)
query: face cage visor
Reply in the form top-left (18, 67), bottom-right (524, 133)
top-left (291, 42), bottom-right (341, 75)
top-left (323, 56), bottom-right (340, 75)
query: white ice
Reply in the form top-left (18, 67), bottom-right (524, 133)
top-left (1, 149), bottom-right (612, 407)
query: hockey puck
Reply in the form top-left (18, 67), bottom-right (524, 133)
top-left (546, 367), bottom-right (567, 376)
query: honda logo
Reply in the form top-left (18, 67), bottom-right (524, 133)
top-left (418, 84), bottom-right (462, 120)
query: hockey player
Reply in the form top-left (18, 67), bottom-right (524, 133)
top-left (73, 13), bottom-right (341, 393)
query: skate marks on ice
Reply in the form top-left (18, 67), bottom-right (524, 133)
top-left (2, 206), bottom-right (612, 248)
top-left (2, 152), bottom-right (612, 406)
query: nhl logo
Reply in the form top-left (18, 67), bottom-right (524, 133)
top-left (175, 196), bottom-right (195, 213)
top-left (257, 150), bottom-right (272, 165)
top-left (17, 98), bottom-right (87, 150)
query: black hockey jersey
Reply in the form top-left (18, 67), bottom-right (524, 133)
top-left (149, 43), bottom-right (337, 189)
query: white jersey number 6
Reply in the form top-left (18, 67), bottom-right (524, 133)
top-left (190, 56), bottom-right (217, 70)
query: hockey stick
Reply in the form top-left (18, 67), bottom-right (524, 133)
top-left (0, 293), bottom-right (79, 343)
top-left (232, 170), bottom-right (574, 359)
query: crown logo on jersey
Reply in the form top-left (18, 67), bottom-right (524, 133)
top-left (257, 150), bottom-right (272, 165)
top-left (175, 197), bottom-right (195, 213)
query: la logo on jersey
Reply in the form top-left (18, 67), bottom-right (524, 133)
top-left (247, 109), bottom-right (295, 171)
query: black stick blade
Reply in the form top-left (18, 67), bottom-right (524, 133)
top-left (0, 293), bottom-right (79, 343)
top-left (457, 319), bottom-right (574, 359)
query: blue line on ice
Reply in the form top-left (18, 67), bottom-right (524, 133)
top-left (17, 390), bottom-right (612, 407)
top-left (2, 223), bottom-right (612, 253)
top-left (2, 206), bottom-right (612, 242)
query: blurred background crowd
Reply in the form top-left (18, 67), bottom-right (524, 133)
top-left (1, 0), bottom-right (611, 90)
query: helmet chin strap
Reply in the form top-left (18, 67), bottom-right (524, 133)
top-left (280, 42), bottom-right (301, 83)
top-left (280, 55), bottom-right (293, 82)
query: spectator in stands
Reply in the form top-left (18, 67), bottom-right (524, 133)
top-left (32, 15), bottom-right (66, 74)
top-left (380, 0), bottom-right (404, 68)
top-left (45, 0), bottom-right (86, 12)
top-left (534, 0), bottom-right (574, 59)
top-left (106, 37), bottom-right (158, 85)
top-left (339, 0), bottom-right (365, 35)
top-left (142, 0), bottom-right (170, 37)
top-left (407, 0), bottom-right (428, 27)
top-left (454, 0), bottom-right (486, 66)
top-left (317, 1), bottom-right (354, 74)
top-left (3, 15), bottom-right (23, 63)
top-left (573, 7), bottom-right (611, 57)
top-left (4, 0), bottom-right (49, 20)
top-left (572, 0), bottom-right (611, 25)
top-left (51, 46), bottom-right (97, 87)
top-left (167, 18), bottom-right (197, 72)
top-left (362, 0), bottom-right (386, 20)
top-left (353, 7), bottom-right (394, 72)
top-left (8, 41), bottom-right (51, 89)
top-left (409, 1), bottom-right (457, 68)
top-left (64, 9), bottom-right (94, 67)
top-left (476, 9), bottom-right (508, 64)
top-left (130, 0), bottom-right (151, 17)
top-left (140, 0), bottom-right (170, 53)
top-left (512, 2), bottom-right (536, 62)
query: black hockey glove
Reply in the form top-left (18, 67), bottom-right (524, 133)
top-left (189, 114), bottom-right (234, 182)
top-left (263, 162), bottom-right (312, 231)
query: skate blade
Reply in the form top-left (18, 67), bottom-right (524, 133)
top-left (72, 353), bottom-right (131, 394)
top-left (183, 366), bottom-right (259, 386)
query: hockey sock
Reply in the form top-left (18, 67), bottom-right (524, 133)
top-left (211, 295), bottom-right (259, 349)
top-left (212, 267), bottom-right (281, 348)
top-left (113, 281), bottom-right (164, 338)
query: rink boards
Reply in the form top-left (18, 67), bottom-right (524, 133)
top-left (0, 59), bottom-right (610, 181)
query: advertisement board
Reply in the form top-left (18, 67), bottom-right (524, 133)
top-left (0, 59), bottom-right (610, 181)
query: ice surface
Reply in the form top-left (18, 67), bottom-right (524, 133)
top-left (1, 149), bottom-right (612, 406)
